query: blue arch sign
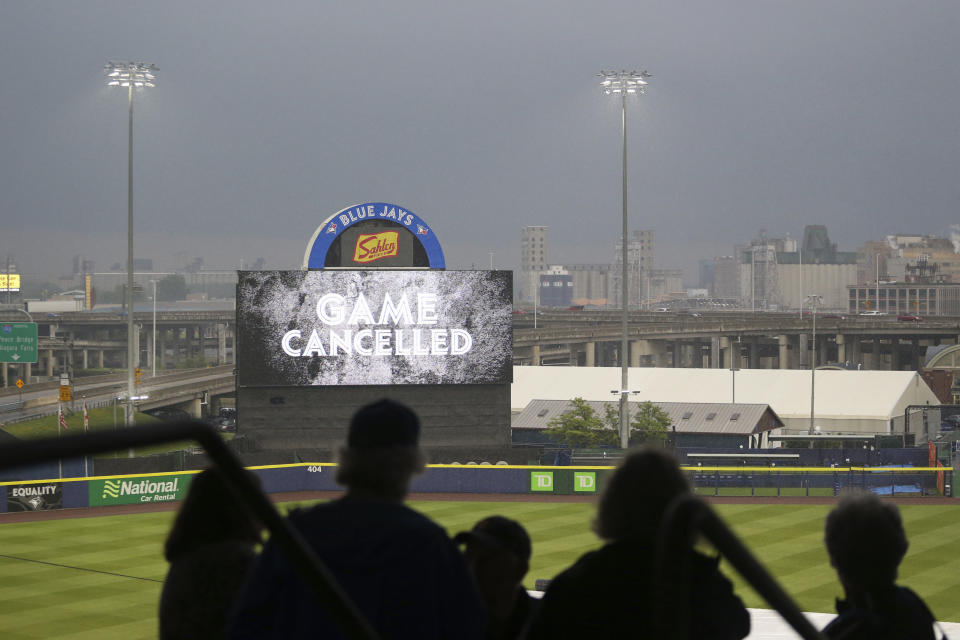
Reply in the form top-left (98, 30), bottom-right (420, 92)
top-left (302, 202), bottom-right (446, 270)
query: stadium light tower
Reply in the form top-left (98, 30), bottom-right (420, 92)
top-left (600, 69), bottom-right (650, 449)
top-left (105, 61), bottom-right (158, 431)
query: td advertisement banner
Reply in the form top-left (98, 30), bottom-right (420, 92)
top-left (237, 270), bottom-right (513, 386)
top-left (89, 474), bottom-right (193, 506)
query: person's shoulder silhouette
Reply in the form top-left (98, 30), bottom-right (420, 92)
top-left (454, 515), bottom-right (538, 640)
top-left (160, 467), bottom-right (262, 640)
top-left (526, 448), bottom-right (749, 640)
top-left (822, 494), bottom-right (938, 639)
top-left (228, 399), bottom-right (484, 640)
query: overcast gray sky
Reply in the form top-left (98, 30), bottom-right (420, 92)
top-left (2, 1), bottom-right (959, 284)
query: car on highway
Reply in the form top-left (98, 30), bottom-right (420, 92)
top-left (897, 314), bottom-right (921, 322)
top-left (678, 310), bottom-right (701, 318)
top-left (858, 310), bottom-right (887, 317)
top-left (209, 416), bottom-right (236, 432)
top-left (145, 407), bottom-right (191, 422)
top-left (821, 313), bottom-right (846, 320)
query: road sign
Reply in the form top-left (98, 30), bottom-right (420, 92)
top-left (0, 274), bottom-right (20, 292)
top-left (59, 386), bottom-right (72, 402)
top-left (0, 323), bottom-right (38, 364)
top-left (15, 379), bottom-right (23, 389)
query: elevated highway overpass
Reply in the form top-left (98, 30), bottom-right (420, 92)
top-left (0, 366), bottom-right (235, 424)
top-left (4, 309), bottom-right (959, 393)
top-left (514, 310), bottom-right (960, 371)
top-left (0, 310), bottom-right (235, 388)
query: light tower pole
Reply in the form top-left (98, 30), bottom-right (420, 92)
top-left (105, 61), bottom-right (158, 428)
top-left (151, 279), bottom-right (157, 378)
top-left (600, 69), bottom-right (650, 449)
top-left (807, 294), bottom-right (823, 434)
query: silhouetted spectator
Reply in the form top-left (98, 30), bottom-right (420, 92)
top-left (228, 399), bottom-right (484, 639)
top-left (454, 515), bottom-right (538, 640)
top-left (526, 448), bottom-right (750, 640)
top-left (159, 467), bottom-right (262, 640)
top-left (822, 494), bottom-right (939, 639)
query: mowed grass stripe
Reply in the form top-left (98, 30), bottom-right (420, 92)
top-left (2, 498), bottom-right (960, 638)
top-left (886, 506), bottom-right (960, 620)
top-left (0, 573), bottom-right (161, 640)
top-left (713, 503), bottom-right (835, 611)
top-left (0, 511), bottom-right (172, 637)
top-left (17, 605), bottom-right (161, 640)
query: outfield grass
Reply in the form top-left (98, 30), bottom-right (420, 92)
top-left (1, 500), bottom-right (959, 638)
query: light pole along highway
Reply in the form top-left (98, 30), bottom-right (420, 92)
top-left (600, 69), bottom-right (651, 449)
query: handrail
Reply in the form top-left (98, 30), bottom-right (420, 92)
top-left (0, 421), bottom-right (380, 640)
top-left (653, 494), bottom-right (825, 640)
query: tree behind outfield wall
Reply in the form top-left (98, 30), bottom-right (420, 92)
top-left (603, 400), bottom-right (672, 447)
top-left (629, 401), bottom-right (671, 446)
top-left (544, 397), bottom-right (619, 449)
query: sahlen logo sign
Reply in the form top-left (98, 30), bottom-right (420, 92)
top-left (89, 474), bottom-right (191, 506)
top-left (237, 270), bottom-right (513, 386)
top-left (353, 231), bottom-right (400, 263)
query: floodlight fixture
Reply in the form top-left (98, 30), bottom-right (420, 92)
top-left (599, 70), bottom-right (648, 96)
top-left (105, 62), bottom-right (159, 88)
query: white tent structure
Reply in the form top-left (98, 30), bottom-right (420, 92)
top-left (512, 366), bottom-right (940, 435)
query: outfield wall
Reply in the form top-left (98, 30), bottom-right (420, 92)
top-left (0, 464), bottom-right (951, 514)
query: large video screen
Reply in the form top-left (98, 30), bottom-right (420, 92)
top-left (237, 270), bottom-right (513, 386)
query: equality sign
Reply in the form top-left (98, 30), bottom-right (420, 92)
top-left (0, 323), bottom-right (38, 364)
top-left (6, 483), bottom-right (63, 511)
top-left (237, 270), bottom-right (513, 386)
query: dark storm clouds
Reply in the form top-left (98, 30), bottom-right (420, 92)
top-left (2, 2), bottom-right (959, 281)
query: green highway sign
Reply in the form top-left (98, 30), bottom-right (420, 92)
top-left (0, 323), bottom-right (38, 364)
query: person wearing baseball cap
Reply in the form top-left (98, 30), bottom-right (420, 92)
top-left (455, 516), bottom-right (538, 640)
top-left (229, 399), bottom-right (484, 639)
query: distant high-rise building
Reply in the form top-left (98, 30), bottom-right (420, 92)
top-left (856, 241), bottom-right (894, 286)
top-left (860, 233), bottom-right (960, 285)
top-left (698, 259), bottom-right (714, 290)
top-left (539, 266), bottom-right (574, 308)
top-left (611, 230), bottom-right (654, 308)
top-left (520, 226), bottom-right (548, 304)
top-left (731, 226), bottom-right (857, 310)
top-left (648, 268), bottom-right (683, 303)
top-left (565, 263), bottom-right (614, 306)
top-left (711, 256), bottom-right (738, 300)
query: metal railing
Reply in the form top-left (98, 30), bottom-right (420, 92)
top-left (0, 421), bottom-right (379, 640)
top-left (653, 494), bottom-right (825, 639)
